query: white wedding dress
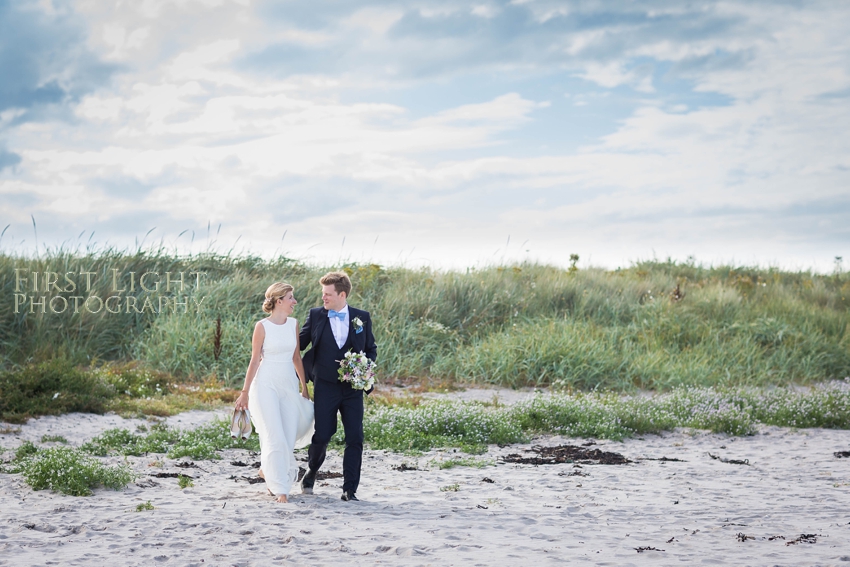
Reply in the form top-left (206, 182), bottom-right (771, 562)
top-left (248, 318), bottom-right (314, 497)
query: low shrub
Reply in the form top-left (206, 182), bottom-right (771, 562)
top-left (167, 419), bottom-right (259, 460)
top-left (0, 359), bottom-right (115, 423)
top-left (81, 428), bottom-right (143, 456)
top-left (93, 361), bottom-right (173, 398)
top-left (362, 380), bottom-right (850, 450)
top-left (80, 419), bottom-right (258, 460)
top-left (14, 440), bottom-right (40, 461)
top-left (0, 358), bottom-right (238, 424)
top-left (364, 401), bottom-right (526, 453)
top-left (7, 446), bottom-right (135, 496)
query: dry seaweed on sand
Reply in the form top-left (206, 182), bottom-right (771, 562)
top-left (635, 546), bottom-right (665, 552)
top-left (786, 534), bottom-right (818, 545)
top-left (149, 472), bottom-right (193, 479)
top-left (502, 444), bottom-right (630, 465)
top-left (708, 452), bottom-right (750, 465)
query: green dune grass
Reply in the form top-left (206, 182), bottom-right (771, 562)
top-left (1, 248), bottom-right (848, 423)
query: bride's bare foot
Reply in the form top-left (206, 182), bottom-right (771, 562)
top-left (258, 469), bottom-right (265, 480)
top-left (275, 494), bottom-right (288, 503)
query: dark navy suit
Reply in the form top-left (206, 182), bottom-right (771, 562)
top-left (300, 305), bottom-right (377, 494)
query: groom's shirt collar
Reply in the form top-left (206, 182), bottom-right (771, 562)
top-left (328, 304), bottom-right (350, 348)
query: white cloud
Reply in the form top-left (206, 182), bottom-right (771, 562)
top-left (102, 24), bottom-right (150, 58)
top-left (273, 28), bottom-right (336, 47)
top-left (122, 81), bottom-right (207, 132)
top-left (471, 4), bottom-right (500, 19)
top-left (578, 62), bottom-right (654, 92)
top-left (344, 7), bottom-right (404, 35)
top-left (135, 0), bottom-right (247, 19)
top-left (424, 93), bottom-right (546, 127)
top-left (2, 0), bottom-right (849, 271)
top-left (166, 40), bottom-right (245, 85)
top-left (75, 95), bottom-right (125, 122)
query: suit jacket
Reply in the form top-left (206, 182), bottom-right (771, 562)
top-left (300, 305), bottom-right (377, 383)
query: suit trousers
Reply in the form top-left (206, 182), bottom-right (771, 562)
top-left (307, 378), bottom-right (364, 493)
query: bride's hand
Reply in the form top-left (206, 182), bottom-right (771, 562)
top-left (300, 386), bottom-right (310, 400)
top-left (235, 391), bottom-right (249, 410)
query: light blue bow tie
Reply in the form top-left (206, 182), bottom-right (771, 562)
top-left (328, 310), bottom-right (346, 321)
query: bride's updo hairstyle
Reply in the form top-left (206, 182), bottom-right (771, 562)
top-left (262, 282), bottom-right (294, 313)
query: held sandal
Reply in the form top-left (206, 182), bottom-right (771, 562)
top-left (230, 408), bottom-right (253, 439)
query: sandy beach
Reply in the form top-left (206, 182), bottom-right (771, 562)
top-left (2, 392), bottom-right (849, 566)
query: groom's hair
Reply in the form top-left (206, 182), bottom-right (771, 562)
top-left (320, 271), bottom-right (352, 297)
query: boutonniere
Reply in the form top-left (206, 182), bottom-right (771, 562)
top-left (353, 317), bottom-right (364, 334)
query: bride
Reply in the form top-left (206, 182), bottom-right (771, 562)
top-left (234, 282), bottom-right (314, 503)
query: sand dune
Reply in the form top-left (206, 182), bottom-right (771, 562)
top-left (2, 397), bottom-right (850, 566)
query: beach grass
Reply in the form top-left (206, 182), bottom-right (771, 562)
top-left (364, 380), bottom-right (850, 450)
top-left (40, 435), bottom-right (68, 443)
top-left (80, 419), bottom-right (259, 460)
top-left (4, 380), bottom-right (849, 496)
top-left (431, 457), bottom-right (496, 469)
top-left (2, 249), bottom-right (848, 398)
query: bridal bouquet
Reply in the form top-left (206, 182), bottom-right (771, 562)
top-left (337, 350), bottom-right (377, 391)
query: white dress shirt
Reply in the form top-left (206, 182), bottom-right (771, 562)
top-left (329, 304), bottom-right (349, 348)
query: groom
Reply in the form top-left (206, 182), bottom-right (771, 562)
top-left (299, 271), bottom-right (377, 502)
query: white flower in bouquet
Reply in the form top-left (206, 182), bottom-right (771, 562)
top-left (337, 350), bottom-right (377, 391)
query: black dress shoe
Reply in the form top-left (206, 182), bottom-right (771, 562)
top-left (301, 469), bottom-right (317, 495)
top-left (341, 490), bottom-right (359, 502)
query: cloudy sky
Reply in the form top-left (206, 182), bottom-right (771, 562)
top-left (1, 0), bottom-right (848, 270)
